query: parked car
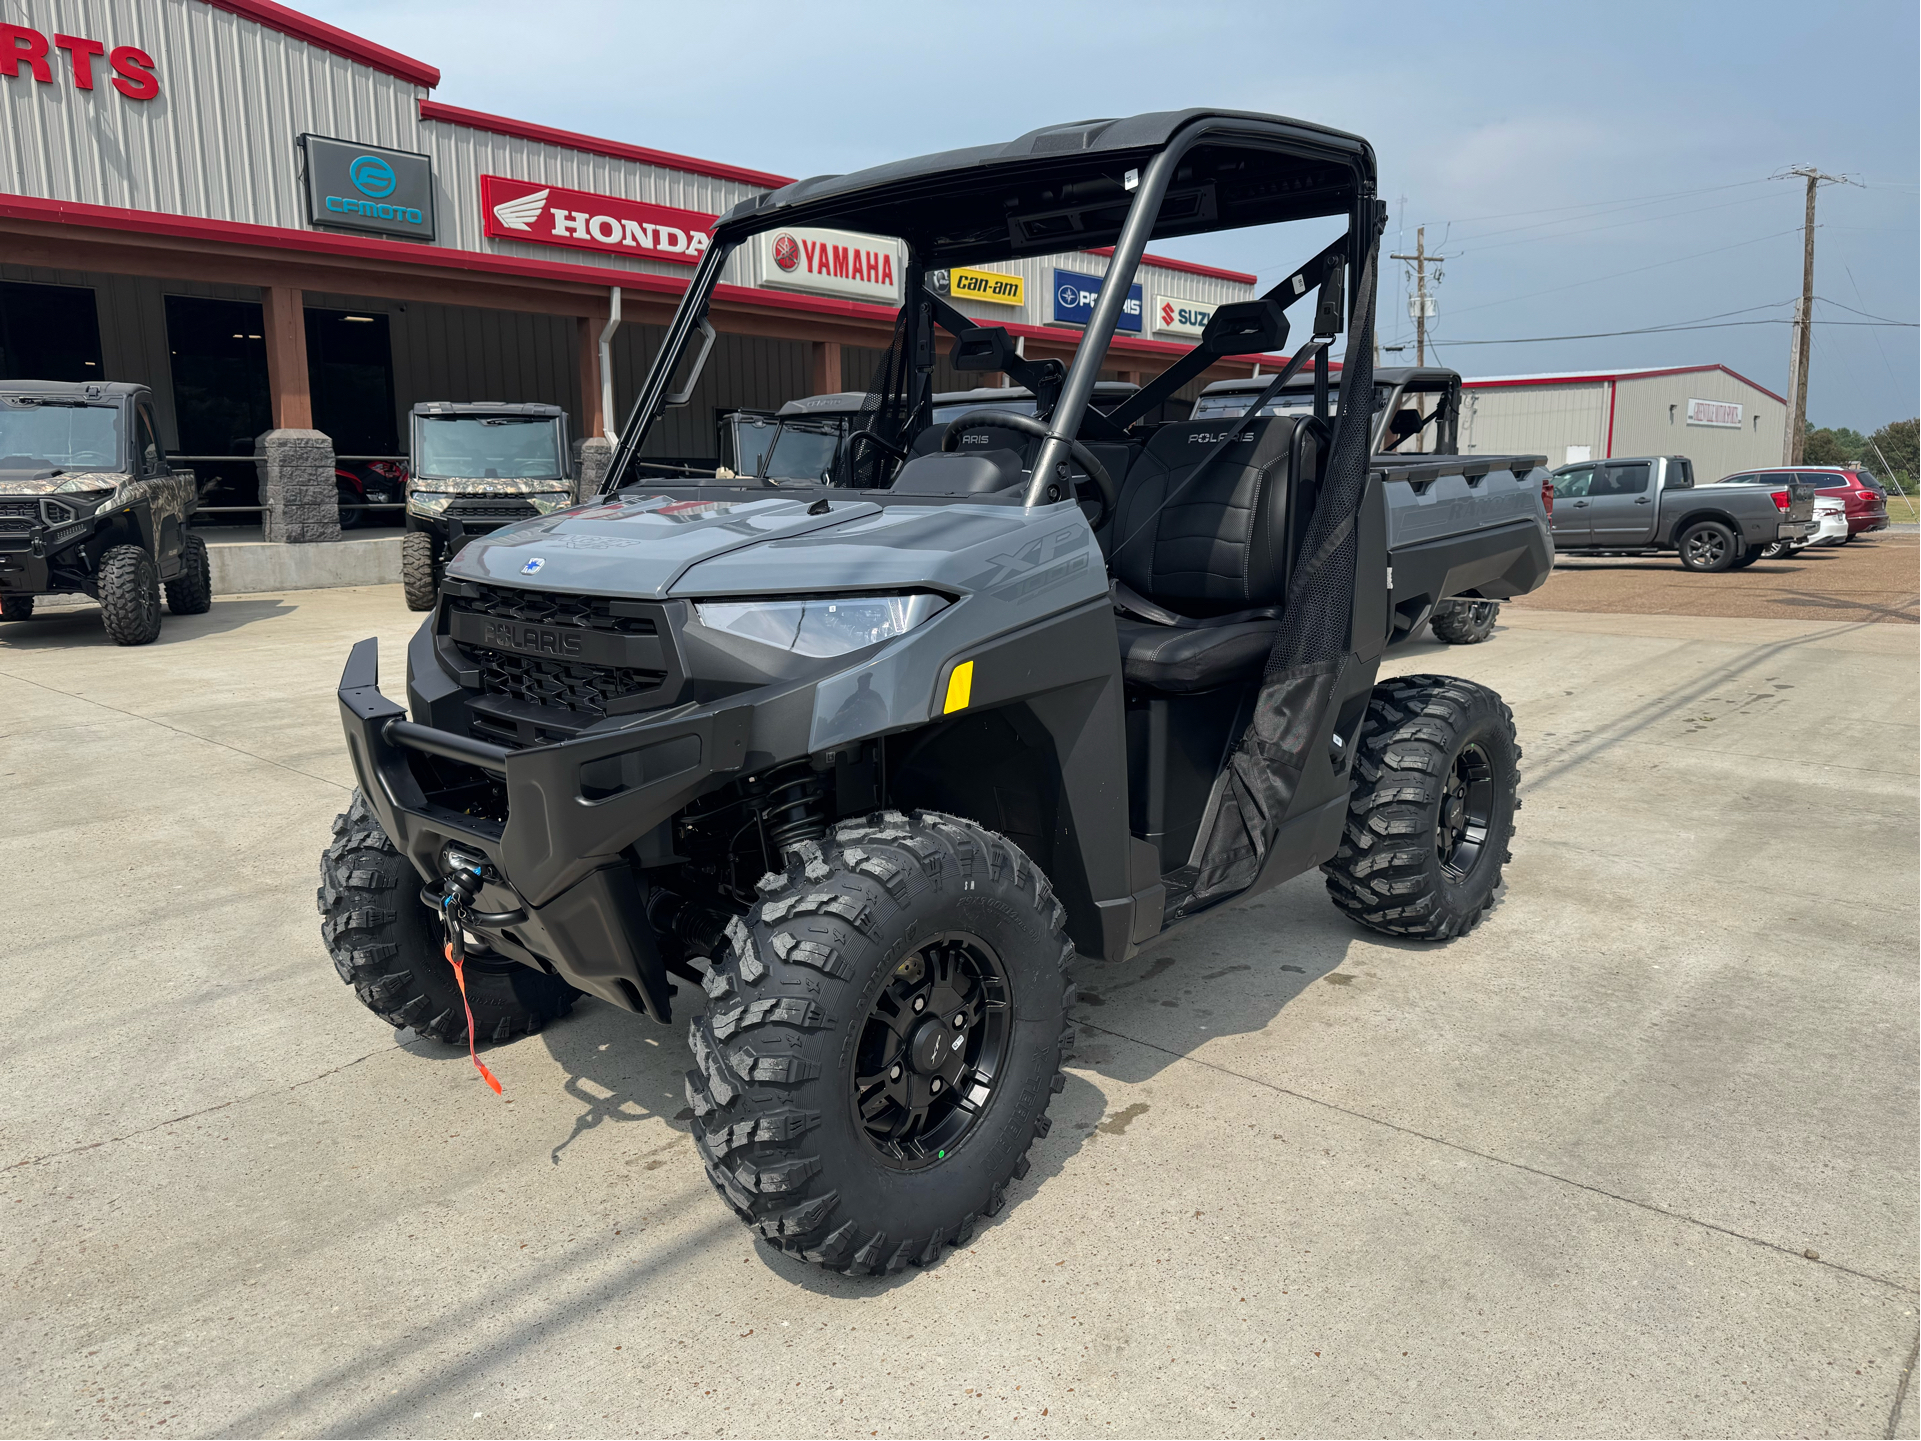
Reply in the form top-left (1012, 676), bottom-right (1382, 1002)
top-left (1759, 493), bottom-right (1849, 558)
top-left (1716, 466), bottom-right (1887, 541)
top-left (1550, 456), bottom-right (1816, 571)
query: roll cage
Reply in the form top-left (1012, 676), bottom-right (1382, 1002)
top-left (606, 109), bottom-right (1382, 503)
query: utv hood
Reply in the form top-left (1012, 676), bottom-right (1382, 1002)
top-left (445, 493), bottom-right (886, 599)
top-left (0, 468), bottom-right (128, 496)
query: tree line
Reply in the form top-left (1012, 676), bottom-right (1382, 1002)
top-left (1803, 417), bottom-right (1917, 493)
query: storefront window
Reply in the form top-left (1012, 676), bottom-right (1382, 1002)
top-left (306, 309), bottom-right (398, 456)
top-left (0, 281), bottom-right (104, 382)
top-left (415, 416), bottom-right (564, 480)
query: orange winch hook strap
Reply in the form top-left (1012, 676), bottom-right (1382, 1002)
top-left (445, 936), bottom-right (503, 1096)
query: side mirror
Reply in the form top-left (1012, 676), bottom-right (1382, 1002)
top-left (1390, 408), bottom-right (1423, 438)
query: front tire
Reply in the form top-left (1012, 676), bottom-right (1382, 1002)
top-left (0, 595), bottom-right (32, 622)
top-left (318, 791), bottom-right (578, 1044)
top-left (686, 811), bottom-right (1074, 1272)
top-left (164, 533), bottom-right (213, 614)
top-left (1430, 599), bottom-right (1498, 645)
top-left (1677, 520), bottom-right (1739, 572)
top-left (402, 531), bottom-right (442, 612)
top-left (97, 544), bottom-right (163, 645)
top-left (1323, 675), bottom-right (1520, 941)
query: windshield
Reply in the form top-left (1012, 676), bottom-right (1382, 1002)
top-left (0, 401), bottom-right (121, 472)
top-left (760, 421), bottom-right (843, 483)
top-left (1190, 382), bottom-right (1393, 421)
top-left (415, 415), bottom-right (564, 481)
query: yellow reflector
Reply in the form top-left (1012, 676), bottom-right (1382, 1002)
top-left (942, 660), bottom-right (973, 714)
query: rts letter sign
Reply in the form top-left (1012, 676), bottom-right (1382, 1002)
top-left (481, 175), bottom-right (714, 265)
top-left (0, 22), bottom-right (158, 98)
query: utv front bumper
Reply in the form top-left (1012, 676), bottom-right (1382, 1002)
top-left (338, 636), bottom-right (764, 1023)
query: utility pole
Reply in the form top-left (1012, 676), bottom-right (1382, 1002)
top-left (1389, 226), bottom-right (1452, 367)
top-left (1777, 166), bottom-right (1848, 464)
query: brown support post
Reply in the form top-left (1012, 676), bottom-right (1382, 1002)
top-left (577, 316), bottom-right (605, 438)
top-left (259, 285), bottom-right (312, 430)
top-left (811, 339), bottom-right (842, 396)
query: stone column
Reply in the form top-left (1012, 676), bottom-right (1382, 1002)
top-left (255, 429), bottom-right (340, 543)
top-left (575, 436), bottom-right (614, 501)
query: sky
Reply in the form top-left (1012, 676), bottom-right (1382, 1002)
top-left (313, 0), bottom-right (1920, 434)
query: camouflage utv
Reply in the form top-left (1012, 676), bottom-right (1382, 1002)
top-left (0, 381), bottom-right (209, 644)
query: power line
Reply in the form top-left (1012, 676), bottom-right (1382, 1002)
top-left (1435, 316), bottom-right (1915, 346)
top-left (1453, 189), bottom-right (1798, 256)
top-left (1419, 177), bottom-right (1774, 232)
top-left (1815, 295), bottom-right (1918, 326)
top-left (1439, 227), bottom-right (1806, 319)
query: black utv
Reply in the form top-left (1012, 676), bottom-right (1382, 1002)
top-left (401, 402), bottom-right (575, 611)
top-left (321, 109), bottom-right (1553, 1274)
top-left (0, 380), bottom-right (210, 644)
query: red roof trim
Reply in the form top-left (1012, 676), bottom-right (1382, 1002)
top-left (198, 0), bottom-right (441, 88)
top-left (1084, 246), bottom-right (1256, 286)
top-left (0, 192), bottom-right (1284, 370)
top-left (1463, 363), bottom-right (1786, 407)
top-left (418, 100), bottom-right (795, 192)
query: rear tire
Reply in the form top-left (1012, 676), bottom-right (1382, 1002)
top-left (1729, 546), bottom-right (1764, 570)
top-left (1677, 520), bottom-right (1739, 572)
top-left (402, 531), bottom-right (442, 612)
top-left (1323, 674), bottom-right (1519, 941)
top-left (164, 533), bottom-right (213, 614)
top-left (317, 790), bottom-right (578, 1045)
top-left (0, 595), bottom-right (32, 622)
top-left (97, 544), bottom-right (163, 645)
top-left (685, 811), bottom-right (1074, 1272)
top-left (1429, 599), bottom-right (1498, 645)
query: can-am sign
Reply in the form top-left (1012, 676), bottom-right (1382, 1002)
top-left (1051, 268), bottom-right (1142, 332)
top-left (760, 227), bottom-right (902, 303)
top-left (1686, 398), bottom-right (1743, 428)
top-left (481, 175), bottom-right (713, 265)
top-left (1154, 294), bottom-right (1216, 339)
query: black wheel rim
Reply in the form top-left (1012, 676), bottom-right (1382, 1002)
top-left (852, 932), bottom-right (1010, 1171)
top-left (1436, 742), bottom-right (1495, 880)
top-left (1468, 601), bottom-right (1495, 627)
top-left (138, 563), bottom-right (159, 628)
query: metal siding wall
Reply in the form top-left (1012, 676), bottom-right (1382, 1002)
top-left (609, 326), bottom-right (810, 459)
top-left (1612, 372), bottom-right (1786, 479)
top-left (0, 0), bottom-right (422, 229)
top-left (1458, 382), bottom-right (1609, 465)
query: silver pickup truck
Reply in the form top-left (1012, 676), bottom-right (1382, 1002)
top-left (1548, 455), bottom-right (1816, 572)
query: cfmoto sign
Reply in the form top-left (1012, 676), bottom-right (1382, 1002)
top-left (348, 155), bottom-right (397, 198)
top-left (301, 134), bottom-right (436, 241)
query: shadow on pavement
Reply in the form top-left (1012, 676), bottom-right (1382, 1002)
top-left (0, 595), bottom-right (296, 649)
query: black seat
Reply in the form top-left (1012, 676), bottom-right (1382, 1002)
top-left (1108, 416), bottom-right (1309, 692)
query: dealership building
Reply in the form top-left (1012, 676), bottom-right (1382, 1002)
top-left (1458, 364), bottom-right (1788, 479)
top-left (0, 0), bottom-right (1276, 532)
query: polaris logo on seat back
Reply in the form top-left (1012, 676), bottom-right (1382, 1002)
top-left (1188, 430), bottom-right (1255, 444)
top-left (483, 620), bottom-right (583, 657)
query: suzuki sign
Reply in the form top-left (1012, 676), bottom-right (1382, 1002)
top-left (1051, 268), bottom-right (1142, 332)
top-left (480, 175), bottom-right (714, 265)
top-left (1153, 294), bottom-right (1216, 339)
top-left (759, 227), bottom-right (902, 304)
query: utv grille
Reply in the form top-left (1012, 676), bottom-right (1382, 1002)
top-left (42, 501), bottom-right (75, 524)
top-left (472, 651), bottom-right (665, 720)
top-left (0, 502), bottom-right (36, 521)
top-left (0, 518), bottom-right (30, 534)
top-left (449, 584), bottom-right (658, 636)
top-left (448, 500), bottom-right (539, 522)
top-left (0, 500), bottom-right (78, 525)
top-left (444, 584), bottom-right (678, 737)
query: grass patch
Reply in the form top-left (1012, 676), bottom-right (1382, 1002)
top-left (1886, 493), bottom-right (1919, 523)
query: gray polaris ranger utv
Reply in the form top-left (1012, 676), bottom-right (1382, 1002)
top-left (0, 380), bottom-right (210, 644)
top-left (401, 402), bottom-right (575, 611)
top-left (321, 109), bottom-right (1553, 1273)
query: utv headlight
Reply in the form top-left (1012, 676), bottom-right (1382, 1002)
top-left (526, 491), bottom-right (574, 515)
top-left (409, 491), bottom-right (454, 516)
top-left (694, 593), bottom-right (949, 658)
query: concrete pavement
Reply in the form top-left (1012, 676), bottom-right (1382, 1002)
top-left (1, 589), bottom-right (1915, 1438)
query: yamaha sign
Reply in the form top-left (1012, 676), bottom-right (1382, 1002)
top-left (301, 134), bottom-right (436, 241)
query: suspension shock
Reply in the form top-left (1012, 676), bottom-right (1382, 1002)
top-left (757, 757), bottom-right (828, 851)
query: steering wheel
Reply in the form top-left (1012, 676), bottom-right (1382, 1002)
top-left (939, 410), bottom-right (1116, 526)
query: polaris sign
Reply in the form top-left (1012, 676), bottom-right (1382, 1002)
top-left (301, 134), bottom-right (435, 241)
top-left (1051, 268), bottom-right (1142, 332)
